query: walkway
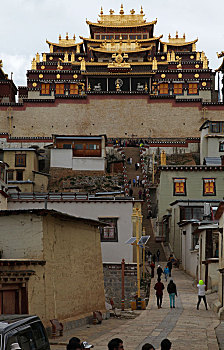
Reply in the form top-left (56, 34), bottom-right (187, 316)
top-left (51, 266), bottom-right (220, 350)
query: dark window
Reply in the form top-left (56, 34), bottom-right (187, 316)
top-left (8, 170), bottom-right (14, 180)
top-left (86, 144), bottom-right (99, 150)
top-left (63, 144), bottom-right (72, 149)
top-left (122, 35), bottom-right (128, 39)
top-left (18, 328), bottom-right (36, 350)
top-left (74, 144), bottom-right (83, 150)
top-left (210, 122), bottom-right (224, 133)
top-left (192, 234), bottom-right (199, 250)
top-left (143, 34), bottom-right (147, 39)
top-left (95, 35), bottom-right (100, 39)
top-left (31, 321), bottom-right (48, 348)
top-left (173, 178), bottom-right (186, 196)
top-left (6, 335), bottom-right (18, 350)
top-left (203, 178), bottom-right (216, 196)
top-left (15, 154), bottom-right (26, 167)
top-left (180, 206), bottom-right (204, 221)
top-left (99, 218), bottom-right (118, 242)
top-left (115, 35), bottom-right (120, 40)
top-left (219, 142), bottom-right (224, 151)
top-left (0, 166), bottom-right (4, 181)
top-left (16, 170), bottom-right (23, 181)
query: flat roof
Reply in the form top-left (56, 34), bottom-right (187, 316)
top-left (170, 199), bottom-right (221, 206)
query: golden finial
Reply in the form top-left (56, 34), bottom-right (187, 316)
top-left (64, 52), bottom-right (69, 62)
top-left (120, 4), bottom-right (124, 15)
top-left (183, 33), bottom-right (186, 39)
top-left (73, 34), bottom-right (76, 41)
top-left (168, 33), bottom-right (171, 39)
top-left (164, 44), bottom-right (167, 53)
top-left (171, 50), bottom-right (175, 62)
top-left (36, 53), bottom-right (40, 63)
top-left (57, 61), bottom-right (60, 70)
top-left (167, 52), bottom-right (171, 62)
top-left (42, 53), bottom-right (46, 62)
top-left (203, 56), bottom-right (208, 69)
top-left (87, 83), bottom-right (91, 91)
top-left (196, 51), bottom-right (200, 61)
top-left (100, 6), bottom-right (103, 15)
top-left (31, 58), bottom-right (36, 70)
top-left (109, 9), bottom-right (114, 15)
top-left (176, 31), bottom-right (178, 39)
top-left (144, 82), bottom-right (148, 93)
top-left (76, 44), bottom-right (80, 54)
top-left (140, 6), bottom-right (144, 15)
top-left (152, 57), bottom-right (158, 70)
top-left (71, 52), bottom-right (75, 62)
top-left (59, 34), bottom-right (61, 41)
top-left (66, 32), bottom-right (69, 40)
top-left (116, 81), bottom-right (120, 91)
top-left (81, 58), bottom-right (86, 71)
top-left (50, 44), bottom-right (53, 53)
top-left (130, 9), bottom-right (135, 15)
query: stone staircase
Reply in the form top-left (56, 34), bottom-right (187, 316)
top-left (124, 147), bottom-right (166, 261)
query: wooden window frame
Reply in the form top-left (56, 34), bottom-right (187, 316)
top-left (159, 83), bottom-right (169, 95)
top-left (15, 154), bottom-right (26, 167)
top-left (16, 170), bottom-right (24, 181)
top-left (7, 170), bottom-right (14, 181)
top-left (203, 178), bottom-right (216, 196)
top-left (188, 83), bottom-right (198, 95)
top-left (173, 83), bottom-right (183, 95)
top-left (55, 83), bottom-right (64, 95)
top-left (70, 83), bottom-right (79, 95)
top-left (99, 218), bottom-right (118, 242)
top-left (41, 83), bottom-right (50, 95)
top-left (173, 178), bottom-right (186, 196)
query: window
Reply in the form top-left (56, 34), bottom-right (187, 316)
top-left (16, 170), bottom-right (23, 181)
top-left (143, 34), bottom-right (148, 39)
top-left (159, 83), bottom-right (169, 94)
top-left (95, 35), bottom-right (100, 39)
top-left (86, 144), bottom-right (100, 150)
top-left (63, 144), bottom-right (72, 149)
top-left (220, 142), bottom-right (224, 151)
top-left (203, 178), bottom-right (216, 196)
top-left (41, 83), bottom-right (50, 95)
top-left (31, 321), bottom-right (48, 348)
top-left (192, 234), bottom-right (199, 250)
top-left (0, 166), bottom-right (4, 181)
top-left (188, 83), bottom-right (198, 95)
top-left (173, 178), bottom-right (186, 196)
top-left (55, 84), bottom-right (64, 95)
top-left (8, 170), bottom-right (14, 180)
top-left (18, 328), bottom-right (36, 350)
top-left (74, 144), bottom-right (83, 150)
top-left (70, 83), bottom-right (79, 95)
top-left (15, 154), bottom-right (26, 167)
top-left (180, 206), bottom-right (204, 220)
top-left (99, 218), bottom-right (118, 242)
top-left (210, 122), bottom-right (224, 133)
top-left (174, 83), bottom-right (183, 95)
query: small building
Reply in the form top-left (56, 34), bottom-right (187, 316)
top-left (0, 161), bottom-right (9, 209)
top-left (0, 60), bottom-right (17, 103)
top-left (50, 135), bottom-right (106, 172)
top-left (200, 120), bottom-right (224, 164)
top-left (0, 209), bottom-right (105, 323)
top-left (157, 165), bottom-right (224, 258)
top-left (1, 148), bottom-right (49, 192)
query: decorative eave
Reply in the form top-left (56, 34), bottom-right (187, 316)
top-left (86, 19), bottom-right (157, 28)
top-left (216, 57), bottom-right (224, 72)
top-left (160, 38), bottom-right (198, 47)
top-left (89, 46), bottom-right (152, 54)
top-left (80, 35), bottom-right (163, 43)
top-left (46, 40), bottom-right (83, 49)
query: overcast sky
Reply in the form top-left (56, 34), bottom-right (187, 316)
top-left (1, 0), bottom-right (224, 87)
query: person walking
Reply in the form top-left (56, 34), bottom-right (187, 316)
top-left (167, 260), bottom-right (172, 277)
top-left (164, 265), bottom-right (169, 282)
top-left (129, 188), bottom-right (133, 197)
top-left (154, 278), bottom-right (164, 309)
top-left (133, 178), bottom-right (136, 187)
top-left (152, 254), bottom-right (156, 264)
top-left (197, 280), bottom-right (208, 310)
top-left (136, 175), bottom-right (140, 187)
top-left (156, 249), bottom-right (160, 262)
top-left (138, 189), bottom-right (142, 199)
top-left (157, 265), bottom-right (163, 279)
top-left (167, 279), bottom-right (177, 308)
top-left (150, 261), bottom-right (155, 278)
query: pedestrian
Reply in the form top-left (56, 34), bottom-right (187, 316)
top-left (136, 175), bottom-right (140, 186)
top-left (154, 277), bottom-right (164, 308)
top-left (129, 188), bottom-right (133, 197)
top-left (142, 179), bottom-right (145, 188)
top-left (135, 163), bottom-right (138, 171)
top-left (108, 338), bottom-right (124, 350)
top-left (130, 157), bottom-right (132, 164)
top-left (150, 261), bottom-right (155, 278)
top-left (67, 338), bottom-right (81, 350)
top-left (167, 260), bottom-right (172, 277)
top-left (161, 338), bottom-right (172, 350)
top-left (138, 189), bottom-right (142, 199)
top-left (152, 254), bottom-right (156, 264)
top-left (133, 178), bottom-right (136, 187)
top-left (128, 179), bottom-right (131, 185)
top-left (157, 265), bottom-right (163, 279)
top-left (142, 344), bottom-right (155, 350)
top-left (167, 279), bottom-right (178, 308)
top-left (164, 265), bottom-right (169, 282)
top-left (196, 280), bottom-right (208, 310)
top-left (156, 249), bottom-right (160, 262)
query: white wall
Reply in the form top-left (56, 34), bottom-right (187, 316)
top-left (0, 214), bottom-right (43, 259)
top-left (8, 201), bottom-right (134, 263)
top-left (50, 149), bottom-right (73, 168)
top-left (181, 224), bottom-right (198, 279)
top-left (72, 157), bottom-right (105, 171)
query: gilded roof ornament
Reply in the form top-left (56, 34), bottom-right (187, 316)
top-left (217, 51), bottom-right (224, 58)
top-left (140, 6), bottom-right (144, 15)
top-left (66, 33), bottom-right (69, 40)
top-left (109, 9), bottom-right (114, 15)
top-left (120, 4), bottom-right (124, 15)
top-left (100, 6), bottom-right (103, 15)
top-left (36, 53), bottom-right (40, 63)
top-left (161, 33), bottom-right (198, 47)
top-left (31, 58), bottom-right (36, 70)
top-left (130, 9), bottom-right (135, 15)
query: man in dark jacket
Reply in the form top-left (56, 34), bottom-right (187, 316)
top-left (154, 278), bottom-right (164, 308)
top-left (167, 279), bottom-right (177, 308)
top-left (167, 260), bottom-right (172, 277)
top-left (157, 265), bottom-right (163, 279)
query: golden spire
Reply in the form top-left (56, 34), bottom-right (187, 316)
top-left (192, 42), bottom-right (196, 52)
top-left (152, 57), bottom-right (157, 70)
top-left (130, 9), bottom-right (135, 15)
top-left (73, 34), bottom-right (76, 41)
top-left (64, 52), bottom-right (69, 62)
top-left (201, 51), bottom-right (205, 61)
top-left (66, 32), bottom-right (69, 40)
top-left (203, 56), bottom-right (208, 69)
top-left (59, 34), bottom-right (61, 41)
top-left (81, 58), bottom-right (86, 71)
top-left (144, 82), bottom-right (148, 93)
top-left (168, 33), bottom-right (171, 39)
top-left (50, 44), bottom-right (53, 53)
top-left (120, 4), bottom-right (124, 15)
top-left (109, 9), bottom-right (114, 15)
top-left (171, 50), bottom-right (175, 61)
top-left (100, 6), bottom-right (103, 15)
top-left (183, 33), bottom-right (186, 39)
top-left (71, 52), bottom-right (75, 62)
top-left (196, 51), bottom-right (200, 61)
top-left (42, 53), bottom-right (46, 62)
top-left (176, 31), bottom-right (178, 39)
top-left (87, 83), bottom-right (91, 91)
top-left (31, 58), bottom-right (36, 70)
top-left (76, 44), bottom-right (80, 54)
top-left (36, 53), bottom-right (40, 63)
top-left (140, 6), bottom-right (144, 15)
top-left (167, 52), bottom-right (171, 62)
top-left (164, 44), bottom-right (167, 53)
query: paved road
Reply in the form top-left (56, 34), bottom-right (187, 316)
top-left (51, 267), bottom-right (220, 350)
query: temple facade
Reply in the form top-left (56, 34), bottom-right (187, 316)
top-left (18, 5), bottom-right (216, 103)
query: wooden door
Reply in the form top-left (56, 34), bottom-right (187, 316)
top-left (2, 290), bottom-right (17, 314)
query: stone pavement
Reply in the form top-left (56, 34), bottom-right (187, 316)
top-left (51, 266), bottom-right (220, 350)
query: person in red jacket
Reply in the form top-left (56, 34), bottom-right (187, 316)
top-left (154, 277), bottom-right (164, 309)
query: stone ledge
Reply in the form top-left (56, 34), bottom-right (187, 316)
top-left (211, 299), bottom-right (222, 313)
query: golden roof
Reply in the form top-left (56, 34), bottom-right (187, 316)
top-left (80, 35), bottom-right (163, 43)
top-left (161, 33), bottom-right (198, 46)
top-left (87, 5), bottom-right (157, 28)
top-left (46, 34), bottom-right (82, 48)
top-left (90, 46), bottom-right (152, 54)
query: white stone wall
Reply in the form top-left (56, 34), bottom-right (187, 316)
top-left (50, 149), bottom-right (73, 168)
top-left (72, 157), bottom-right (105, 171)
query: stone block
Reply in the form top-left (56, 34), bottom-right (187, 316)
top-left (212, 299), bottom-right (222, 313)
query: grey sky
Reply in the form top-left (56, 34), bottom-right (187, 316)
top-left (1, 0), bottom-right (224, 87)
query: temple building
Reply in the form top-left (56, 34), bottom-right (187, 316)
top-left (19, 5), bottom-right (216, 103)
top-left (0, 59), bottom-right (17, 103)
